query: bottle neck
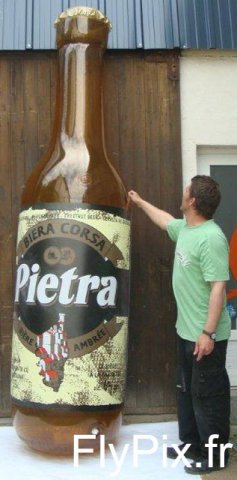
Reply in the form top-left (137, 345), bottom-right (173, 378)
top-left (58, 42), bottom-right (105, 151)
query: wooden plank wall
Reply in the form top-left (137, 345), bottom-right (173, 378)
top-left (0, 51), bottom-right (182, 417)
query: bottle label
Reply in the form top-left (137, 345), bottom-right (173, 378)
top-left (11, 204), bottom-right (130, 410)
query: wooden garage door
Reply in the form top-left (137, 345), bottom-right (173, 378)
top-left (0, 50), bottom-right (182, 417)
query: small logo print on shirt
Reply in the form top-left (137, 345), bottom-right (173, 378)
top-left (176, 249), bottom-right (191, 267)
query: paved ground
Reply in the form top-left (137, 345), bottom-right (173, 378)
top-left (1, 421), bottom-right (236, 479)
top-left (0, 421), bottom-right (200, 479)
top-left (201, 450), bottom-right (237, 480)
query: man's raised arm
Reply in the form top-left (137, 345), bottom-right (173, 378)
top-left (128, 191), bottom-right (174, 231)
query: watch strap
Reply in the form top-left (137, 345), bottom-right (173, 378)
top-left (202, 329), bottom-right (216, 340)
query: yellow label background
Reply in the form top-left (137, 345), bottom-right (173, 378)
top-left (11, 207), bottom-right (130, 407)
top-left (16, 207), bottom-right (130, 270)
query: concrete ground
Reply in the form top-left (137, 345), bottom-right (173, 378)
top-left (0, 421), bottom-right (200, 479)
top-left (0, 420), bottom-right (236, 479)
top-left (202, 449), bottom-right (237, 480)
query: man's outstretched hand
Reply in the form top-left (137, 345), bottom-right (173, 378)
top-left (128, 190), bottom-right (143, 208)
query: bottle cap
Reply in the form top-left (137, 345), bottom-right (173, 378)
top-left (54, 6), bottom-right (112, 31)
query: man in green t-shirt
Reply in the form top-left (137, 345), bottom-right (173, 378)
top-left (128, 175), bottom-right (231, 474)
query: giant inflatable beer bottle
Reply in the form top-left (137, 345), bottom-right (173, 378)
top-left (11, 7), bottom-right (130, 454)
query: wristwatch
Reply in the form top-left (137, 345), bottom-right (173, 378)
top-left (202, 329), bottom-right (216, 341)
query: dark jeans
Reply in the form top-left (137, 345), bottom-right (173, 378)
top-left (177, 336), bottom-right (230, 461)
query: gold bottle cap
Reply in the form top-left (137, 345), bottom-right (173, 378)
top-left (54, 6), bottom-right (112, 31)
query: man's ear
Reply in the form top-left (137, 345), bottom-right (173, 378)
top-left (189, 197), bottom-right (196, 207)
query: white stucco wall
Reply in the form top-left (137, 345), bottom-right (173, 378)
top-left (180, 50), bottom-right (237, 186)
top-left (180, 50), bottom-right (237, 387)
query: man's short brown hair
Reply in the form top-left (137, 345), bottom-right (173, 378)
top-left (190, 175), bottom-right (221, 219)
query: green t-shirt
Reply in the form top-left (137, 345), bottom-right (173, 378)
top-left (166, 218), bottom-right (231, 342)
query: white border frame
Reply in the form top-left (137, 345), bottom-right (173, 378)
top-left (197, 145), bottom-right (237, 341)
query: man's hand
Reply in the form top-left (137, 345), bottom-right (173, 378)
top-left (128, 190), bottom-right (143, 207)
top-left (127, 190), bottom-right (174, 230)
top-left (193, 334), bottom-right (215, 361)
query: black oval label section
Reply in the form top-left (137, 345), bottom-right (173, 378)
top-left (15, 236), bottom-right (124, 337)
